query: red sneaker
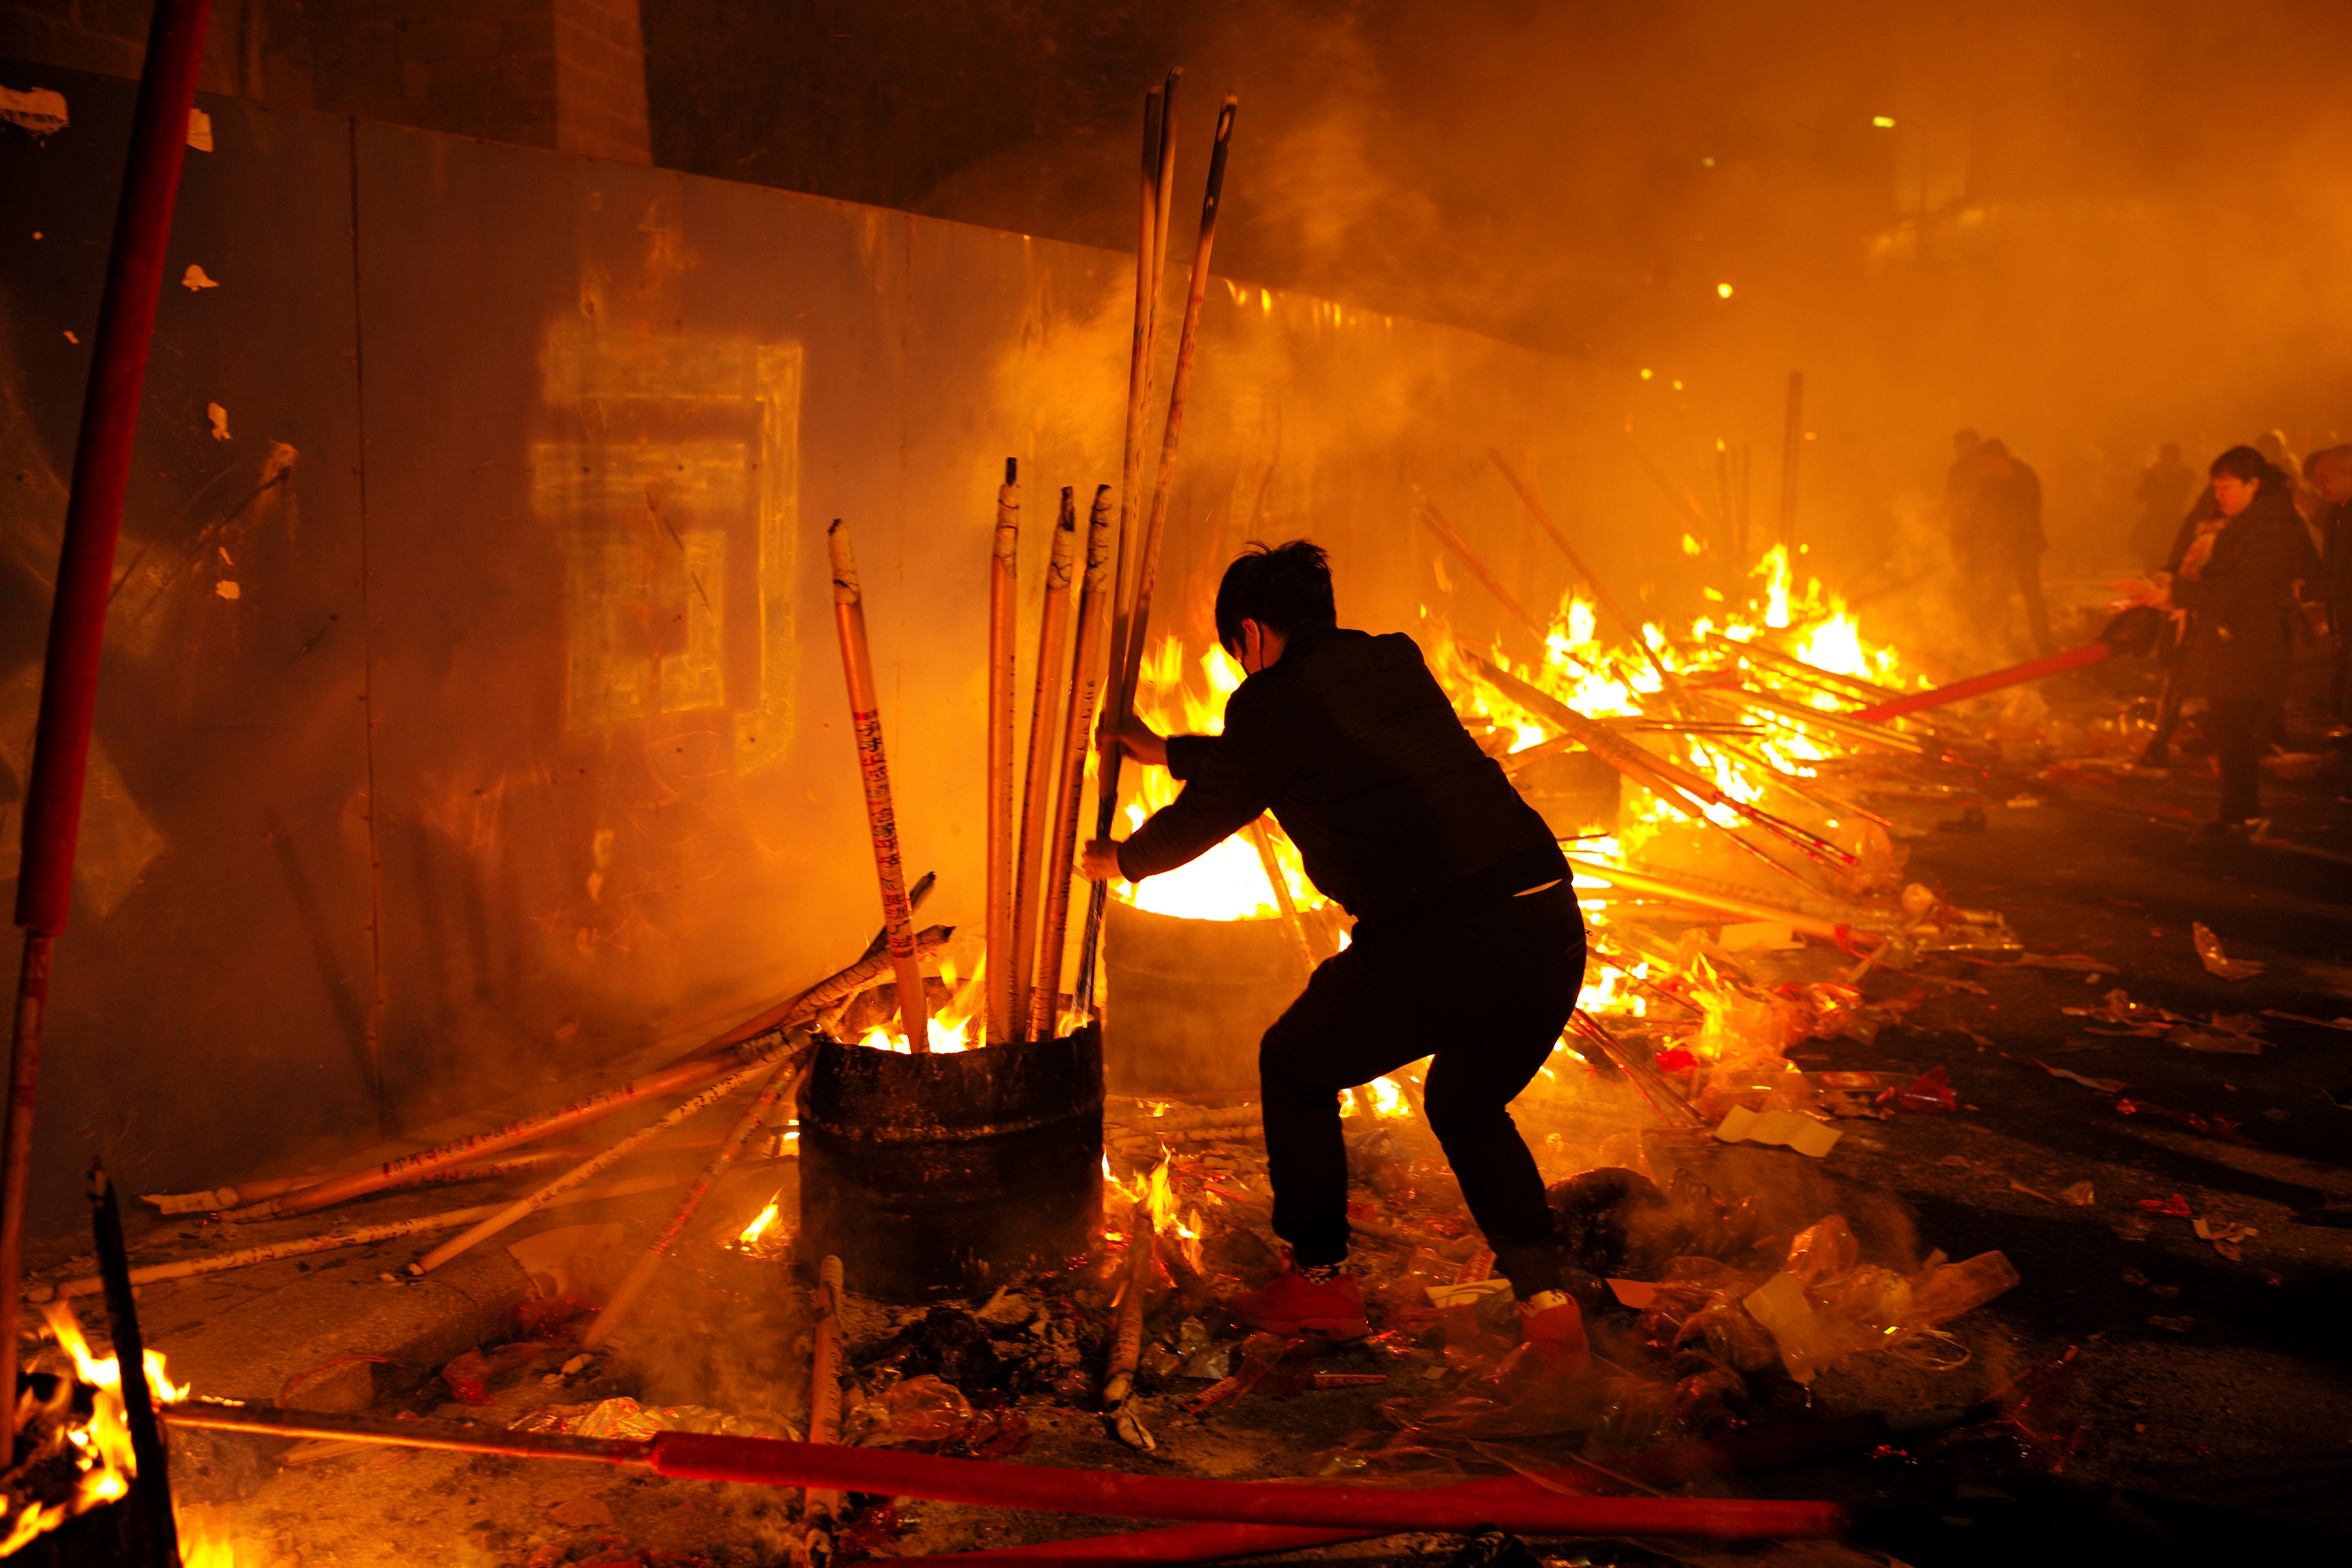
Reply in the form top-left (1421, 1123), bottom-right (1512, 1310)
top-left (1225, 1254), bottom-right (1371, 1342)
top-left (1515, 1290), bottom-right (1591, 1377)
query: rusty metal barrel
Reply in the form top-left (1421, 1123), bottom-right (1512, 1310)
top-left (796, 1026), bottom-right (1103, 1301)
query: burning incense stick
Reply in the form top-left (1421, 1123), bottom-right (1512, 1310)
top-left (1247, 817), bottom-right (1322, 977)
top-left (1566, 855), bottom-right (1884, 951)
top-left (579, 1057), bottom-right (806, 1350)
top-left (1473, 654), bottom-right (1858, 870)
top-left (237, 928), bottom-right (944, 1223)
top-left (1010, 488), bottom-right (1081, 1033)
top-left (1487, 449), bottom-right (1683, 697)
top-left (828, 519), bottom-right (931, 1049)
top-left (1029, 487), bottom-right (1117, 1040)
top-left (1691, 731), bottom-right (1894, 833)
top-left (1410, 485), bottom-right (1548, 642)
top-left (1697, 683), bottom-right (1929, 754)
top-left (1710, 634), bottom-right (1906, 706)
top-left (407, 1035), bottom-right (809, 1274)
top-left (1569, 1014), bottom-right (1704, 1128)
top-left (1101, 1193), bottom-right (1154, 1408)
top-left (986, 461), bottom-right (1020, 1044)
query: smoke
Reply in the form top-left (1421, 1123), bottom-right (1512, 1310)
top-left (803, 0), bottom-right (2352, 591)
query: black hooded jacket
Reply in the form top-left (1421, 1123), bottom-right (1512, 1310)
top-left (2171, 483), bottom-right (2307, 703)
top-left (1115, 627), bottom-right (1566, 930)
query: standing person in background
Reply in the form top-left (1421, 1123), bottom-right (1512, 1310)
top-left (1965, 439), bottom-right (2055, 655)
top-left (2257, 429), bottom-right (2323, 553)
top-left (1943, 429), bottom-right (1983, 537)
top-left (2305, 445), bottom-right (2352, 730)
top-left (2128, 446), bottom-right (2306, 839)
top-left (2132, 443), bottom-right (2197, 570)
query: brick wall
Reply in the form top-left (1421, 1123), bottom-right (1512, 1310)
top-left (552, 0), bottom-right (648, 163)
top-left (0, 1), bottom-right (648, 163)
top-left (0, 0), bottom-right (252, 95)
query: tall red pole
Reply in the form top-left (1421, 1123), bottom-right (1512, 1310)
top-left (3, 0), bottom-right (215, 1438)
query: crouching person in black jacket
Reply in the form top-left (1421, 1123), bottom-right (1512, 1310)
top-left (1080, 541), bottom-right (1590, 1362)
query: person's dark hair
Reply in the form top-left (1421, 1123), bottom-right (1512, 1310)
top-left (1976, 437), bottom-right (2009, 460)
top-left (2210, 444), bottom-right (2274, 484)
top-left (1215, 540), bottom-right (1336, 655)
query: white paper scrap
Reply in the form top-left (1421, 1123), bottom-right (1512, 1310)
top-left (1, 86), bottom-right (69, 137)
top-left (1712, 1104), bottom-right (1842, 1158)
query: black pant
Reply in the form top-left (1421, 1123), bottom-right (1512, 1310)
top-left (2207, 696), bottom-right (2265, 824)
top-left (2328, 601), bottom-right (2351, 722)
top-left (2011, 548), bottom-right (2054, 656)
top-left (1962, 546), bottom-right (2054, 656)
top-left (1259, 880), bottom-right (1585, 1297)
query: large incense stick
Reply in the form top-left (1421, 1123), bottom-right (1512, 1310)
top-left (36, 1175), bottom-right (680, 1303)
top-left (806, 1254), bottom-right (847, 1525)
top-left (1111, 86), bottom-right (1166, 695)
top-left (1410, 484), bottom-right (1548, 642)
top-left (1487, 449), bottom-right (1682, 697)
top-left (985, 462), bottom-right (1020, 1043)
top-left (1566, 855), bottom-right (1885, 952)
top-left (1472, 654), bottom-right (1857, 869)
top-left (1697, 683), bottom-right (1929, 754)
top-left (578, 1056), bottom-right (805, 1350)
top-left (1030, 488), bottom-right (1118, 1039)
top-left (1689, 730), bottom-right (1895, 833)
top-left (1101, 1191), bottom-right (1155, 1407)
top-left (1715, 634), bottom-right (1905, 705)
top-left (1128, 91), bottom-right (1238, 680)
top-left (828, 519), bottom-right (931, 1048)
top-left (237, 919), bottom-right (942, 1227)
top-left (1009, 489), bottom-right (1081, 1033)
top-left (407, 1035), bottom-right (808, 1274)
top-left (1246, 816), bottom-right (1323, 976)
top-left (1079, 96), bottom-right (1240, 1011)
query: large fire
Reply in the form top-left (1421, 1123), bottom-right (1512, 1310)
top-left (1100, 541), bottom-right (1923, 1078)
top-left (1114, 638), bottom-right (1329, 924)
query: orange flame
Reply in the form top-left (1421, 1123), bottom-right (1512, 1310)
top-left (2, 1303), bottom-right (209, 1555)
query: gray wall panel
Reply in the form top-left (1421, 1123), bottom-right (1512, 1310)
top-left (1, 67), bottom-right (374, 1235)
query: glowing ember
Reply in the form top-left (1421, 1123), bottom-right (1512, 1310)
top-left (732, 1191), bottom-right (786, 1256)
top-left (856, 950), bottom-right (982, 1051)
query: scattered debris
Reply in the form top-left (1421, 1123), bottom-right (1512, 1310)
top-left (2191, 922), bottom-right (2263, 979)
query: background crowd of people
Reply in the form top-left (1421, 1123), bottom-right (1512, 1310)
top-left (1944, 428), bottom-right (2349, 842)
